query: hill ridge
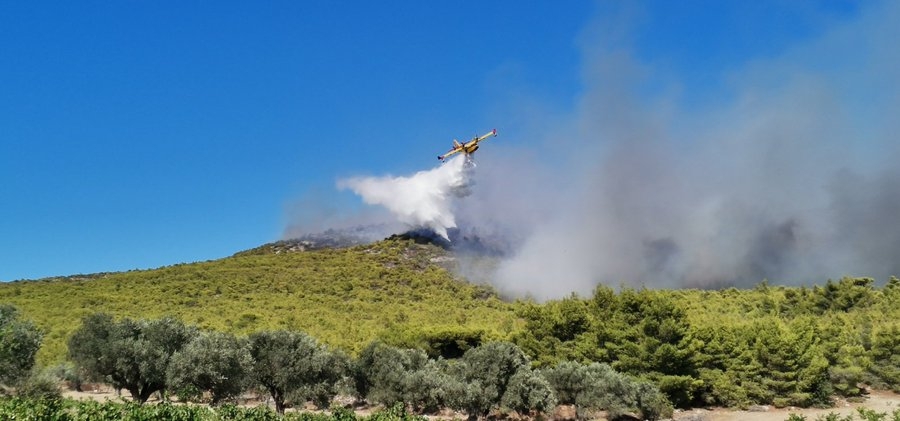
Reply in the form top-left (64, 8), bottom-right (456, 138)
top-left (0, 237), bottom-right (517, 365)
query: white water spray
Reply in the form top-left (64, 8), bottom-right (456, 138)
top-left (338, 156), bottom-right (473, 240)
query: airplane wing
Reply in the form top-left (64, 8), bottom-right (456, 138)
top-left (438, 148), bottom-right (462, 161)
top-left (467, 128), bottom-right (498, 147)
top-left (477, 128), bottom-right (498, 142)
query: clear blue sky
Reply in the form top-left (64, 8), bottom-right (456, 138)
top-left (0, 1), bottom-right (863, 281)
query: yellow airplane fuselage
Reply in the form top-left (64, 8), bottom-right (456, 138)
top-left (438, 129), bottom-right (496, 161)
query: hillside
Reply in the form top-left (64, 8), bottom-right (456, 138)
top-left (0, 238), bottom-right (519, 364)
top-left (5, 235), bottom-right (900, 410)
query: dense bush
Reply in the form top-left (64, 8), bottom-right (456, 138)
top-left (13, 371), bottom-right (62, 400)
top-left (382, 327), bottom-right (485, 360)
top-left (868, 324), bottom-right (900, 392)
top-left (47, 362), bottom-right (84, 392)
top-left (513, 279), bottom-right (900, 408)
top-left (543, 361), bottom-right (671, 420)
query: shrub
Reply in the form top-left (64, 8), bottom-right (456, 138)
top-left (852, 408), bottom-right (879, 421)
top-left (500, 368), bottom-right (557, 415)
top-left (14, 371), bottom-right (61, 400)
top-left (633, 380), bottom-right (673, 421)
top-left (418, 328), bottom-right (484, 359)
top-left (543, 361), bottom-right (671, 421)
top-left (869, 325), bottom-right (900, 392)
top-left (814, 412), bottom-right (854, 421)
top-left (47, 362), bottom-right (84, 392)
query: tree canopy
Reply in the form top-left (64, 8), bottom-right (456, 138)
top-left (0, 304), bottom-right (42, 387)
top-left (67, 314), bottom-right (194, 403)
top-left (248, 330), bottom-right (346, 415)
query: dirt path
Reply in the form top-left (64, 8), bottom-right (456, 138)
top-left (63, 385), bottom-right (122, 402)
top-left (673, 391), bottom-right (900, 421)
top-left (63, 387), bottom-right (900, 421)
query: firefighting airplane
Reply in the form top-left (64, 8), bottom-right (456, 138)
top-left (437, 129), bottom-right (497, 163)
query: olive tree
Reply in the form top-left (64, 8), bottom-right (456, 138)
top-left (68, 314), bottom-right (195, 403)
top-left (500, 368), bottom-right (557, 416)
top-left (447, 341), bottom-right (530, 418)
top-left (0, 304), bottom-right (43, 387)
top-left (167, 331), bottom-right (250, 404)
top-left (248, 330), bottom-right (346, 415)
top-left (543, 361), bottom-right (672, 420)
top-left (353, 341), bottom-right (452, 413)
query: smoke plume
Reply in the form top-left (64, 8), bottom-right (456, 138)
top-left (288, 2), bottom-right (900, 300)
top-left (460, 1), bottom-right (900, 299)
top-left (337, 156), bottom-right (474, 240)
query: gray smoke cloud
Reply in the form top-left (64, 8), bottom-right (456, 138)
top-left (285, 2), bottom-right (900, 300)
top-left (454, 2), bottom-right (900, 299)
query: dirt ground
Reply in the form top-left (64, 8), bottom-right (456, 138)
top-left (670, 391), bottom-right (900, 421)
top-left (63, 386), bottom-right (900, 421)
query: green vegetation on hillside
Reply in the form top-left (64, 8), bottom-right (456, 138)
top-left (3, 238), bottom-right (900, 411)
top-left (513, 277), bottom-right (900, 407)
top-left (0, 239), bottom-right (516, 365)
